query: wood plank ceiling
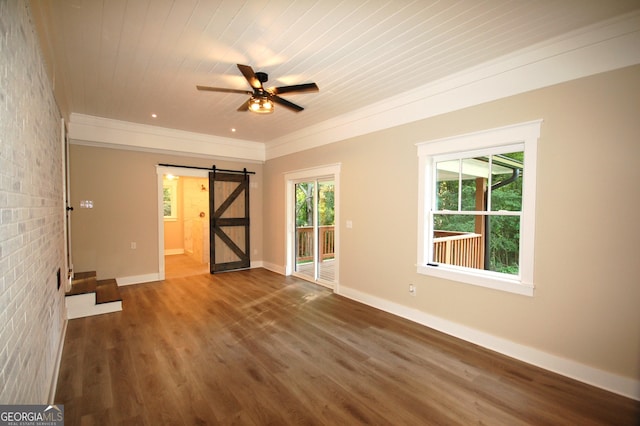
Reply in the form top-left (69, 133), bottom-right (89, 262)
top-left (30, 0), bottom-right (640, 144)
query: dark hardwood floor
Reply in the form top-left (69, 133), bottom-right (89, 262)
top-left (55, 264), bottom-right (640, 425)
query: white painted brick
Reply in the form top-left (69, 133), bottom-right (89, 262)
top-left (0, 0), bottom-right (66, 404)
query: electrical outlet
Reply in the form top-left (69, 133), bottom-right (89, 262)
top-left (409, 284), bottom-right (416, 296)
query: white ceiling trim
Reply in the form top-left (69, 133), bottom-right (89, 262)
top-left (69, 113), bottom-right (266, 162)
top-left (266, 11), bottom-right (640, 160)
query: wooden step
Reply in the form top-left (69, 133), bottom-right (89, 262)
top-left (96, 279), bottom-right (122, 304)
top-left (66, 271), bottom-right (97, 296)
top-left (65, 271), bottom-right (122, 319)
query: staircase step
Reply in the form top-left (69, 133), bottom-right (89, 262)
top-left (73, 271), bottom-right (96, 280)
top-left (96, 279), bottom-right (122, 304)
top-left (66, 271), bottom-right (96, 296)
top-left (65, 271), bottom-right (122, 319)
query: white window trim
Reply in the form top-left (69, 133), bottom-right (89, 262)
top-left (416, 120), bottom-right (541, 297)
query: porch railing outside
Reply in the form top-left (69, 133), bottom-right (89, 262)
top-left (296, 227), bottom-right (481, 268)
top-left (296, 226), bottom-right (335, 262)
top-left (433, 231), bottom-right (483, 269)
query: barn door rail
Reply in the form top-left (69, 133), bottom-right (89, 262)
top-left (158, 163), bottom-right (255, 175)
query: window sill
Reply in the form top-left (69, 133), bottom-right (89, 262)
top-left (417, 264), bottom-right (534, 297)
top-left (164, 217), bottom-right (178, 222)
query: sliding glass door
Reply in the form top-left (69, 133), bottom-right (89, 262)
top-left (294, 179), bottom-right (336, 285)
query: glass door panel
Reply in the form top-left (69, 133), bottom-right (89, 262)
top-left (295, 181), bottom-right (315, 280)
top-left (294, 180), bottom-right (335, 284)
top-left (317, 180), bottom-right (335, 282)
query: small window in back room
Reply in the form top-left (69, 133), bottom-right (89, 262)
top-left (163, 175), bottom-right (178, 221)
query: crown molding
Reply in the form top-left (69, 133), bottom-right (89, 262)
top-left (266, 10), bottom-right (640, 160)
top-left (68, 113), bottom-right (266, 162)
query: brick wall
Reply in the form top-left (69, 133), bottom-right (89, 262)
top-left (0, 1), bottom-right (66, 403)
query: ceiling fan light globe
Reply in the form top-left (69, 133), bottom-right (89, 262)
top-left (249, 96), bottom-right (274, 114)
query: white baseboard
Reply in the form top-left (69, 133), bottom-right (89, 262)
top-left (124, 265), bottom-right (265, 285)
top-left (250, 260), bottom-right (264, 269)
top-left (48, 318), bottom-right (67, 404)
top-left (337, 285), bottom-right (640, 401)
top-left (164, 248), bottom-right (184, 255)
top-left (261, 261), bottom-right (285, 275)
top-left (116, 273), bottom-right (161, 286)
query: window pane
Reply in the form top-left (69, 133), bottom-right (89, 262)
top-left (295, 182), bottom-right (315, 279)
top-left (318, 181), bottom-right (335, 283)
top-left (487, 215), bottom-right (520, 275)
top-left (318, 182), bottom-right (334, 226)
top-left (461, 157), bottom-right (486, 211)
top-left (490, 152), bottom-right (524, 212)
top-left (436, 160), bottom-right (459, 210)
top-left (163, 187), bottom-right (172, 217)
top-left (295, 182), bottom-right (315, 226)
top-left (433, 213), bottom-right (475, 233)
top-left (432, 213), bottom-right (520, 276)
top-left (432, 214), bottom-right (483, 269)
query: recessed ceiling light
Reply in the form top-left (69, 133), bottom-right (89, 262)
top-left (151, 113), bottom-right (158, 118)
top-left (231, 128), bottom-right (236, 132)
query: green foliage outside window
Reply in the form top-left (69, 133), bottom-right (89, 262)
top-left (295, 182), bottom-right (334, 227)
top-left (163, 186), bottom-right (172, 217)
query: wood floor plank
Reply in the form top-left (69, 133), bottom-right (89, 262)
top-left (55, 261), bottom-right (640, 425)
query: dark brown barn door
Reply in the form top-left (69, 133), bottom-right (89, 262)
top-left (209, 170), bottom-right (250, 273)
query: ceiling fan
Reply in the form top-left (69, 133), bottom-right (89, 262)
top-left (197, 64), bottom-right (319, 114)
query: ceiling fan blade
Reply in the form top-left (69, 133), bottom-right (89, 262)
top-left (237, 64), bottom-right (262, 90)
top-left (196, 85), bottom-right (252, 95)
top-left (271, 83), bottom-right (319, 95)
top-left (270, 95), bottom-right (304, 112)
top-left (237, 99), bottom-right (250, 111)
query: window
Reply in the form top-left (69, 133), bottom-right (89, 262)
top-left (163, 176), bottom-right (178, 221)
top-left (417, 121), bottom-right (541, 296)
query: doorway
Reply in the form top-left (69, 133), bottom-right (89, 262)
top-left (164, 174), bottom-right (210, 278)
top-left (157, 166), bottom-right (210, 279)
top-left (285, 164), bottom-right (340, 289)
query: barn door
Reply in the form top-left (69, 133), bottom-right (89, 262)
top-left (209, 170), bottom-right (250, 273)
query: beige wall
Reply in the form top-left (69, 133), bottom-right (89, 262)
top-left (263, 66), bottom-right (640, 383)
top-left (69, 145), bottom-right (263, 279)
